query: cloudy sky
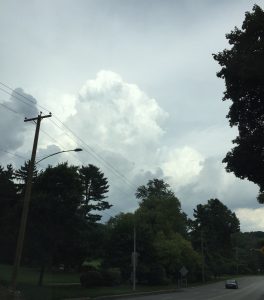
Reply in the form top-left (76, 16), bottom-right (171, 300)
top-left (1, 0), bottom-right (264, 231)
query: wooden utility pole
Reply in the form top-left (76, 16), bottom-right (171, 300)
top-left (132, 223), bottom-right (136, 291)
top-left (201, 229), bottom-right (205, 283)
top-left (10, 112), bottom-right (51, 290)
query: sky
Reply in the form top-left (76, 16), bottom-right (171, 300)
top-left (1, 0), bottom-right (264, 232)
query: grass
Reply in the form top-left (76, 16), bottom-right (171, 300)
top-left (0, 264), bottom-right (79, 285)
top-left (2, 264), bottom-right (252, 300)
top-left (0, 264), bottom-right (182, 300)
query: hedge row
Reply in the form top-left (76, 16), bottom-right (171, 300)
top-left (80, 268), bottom-right (121, 287)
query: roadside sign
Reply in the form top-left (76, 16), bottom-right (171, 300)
top-left (179, 266), bottom-right (188, 277)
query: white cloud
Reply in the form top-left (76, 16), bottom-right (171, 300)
top-left (178, 156), bottom-right (259, 216)
top-left (67, 70), bottom-right (168, 167)
top-left (0, 72), bottom-right (261, 234)
top-left (236, 207), bottom-right (264, 232)
top-left (162, 146), bottom-right (204, 189)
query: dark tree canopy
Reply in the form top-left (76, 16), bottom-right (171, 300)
top-left (79, 164), bottom-right (111, 222)
top-left (213, 5), bottom-right (264, 202)
top-left (136, 179), bottom-right (187, 237)
top-left (190, 199), bottom-right (240, 277)
top-left (15, 160), bottom-right (38, 194)
top-left (191, 199), bottom-right (240, 257)
top-left (26, 163), bottom-right (86, 276)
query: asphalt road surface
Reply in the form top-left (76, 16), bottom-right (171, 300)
top-left (118, 276), bottom-right (264, 300)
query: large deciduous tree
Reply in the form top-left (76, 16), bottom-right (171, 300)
top-left (136, 179), bottom-right (188, 237)
top-left (105, 179), bottom-right (200, 283)
top-left (79, 164), bottom-right (111, 222)
top-left (213, 5), bottom-right (264, 202)
top-left (190, 199), bottom-right (240, 276)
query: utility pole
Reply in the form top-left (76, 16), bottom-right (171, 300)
top-left (201, 228), bottom-right (205, 283)
top-left (235, 247), bottom-right (238, 274)
top-left (10, 112), bottom-right (51, 291)
top-left (132, 223), bottom-right (136, 291)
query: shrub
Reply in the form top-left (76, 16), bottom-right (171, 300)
top-left (148, 264), bottom-right (169, 285)
top-left (102, 268), bottom-right (121, 286)
top-left (80, 271), bottom-right (104, 287)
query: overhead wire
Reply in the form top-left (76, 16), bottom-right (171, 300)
top-left (0, 87), bottom-right (37, 111)
top-left (0, 103), bottom-right (132, 215)
top-left (0, 81), bottom-right (137, 215)
top-left (0, 148), bottom-right (27, 161)
top-left (53, 115), bottom-right (138, 191)
top-left (0, 102), bottom-right (21, 115)
top-left (0, 81), bottom-right (137, 192)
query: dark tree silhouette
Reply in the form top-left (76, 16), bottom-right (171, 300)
top-left (213, 5), bottom-right (264, 202)
top-left (79, 164), bottom-right (111, 222)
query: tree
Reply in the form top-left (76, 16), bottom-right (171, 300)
top-left (0, 164), bottom-right (19, 264)
top-left (135, 179), bottom-right (199, 281)
top-left (104, 180), bottom-right (200, 283)
top-left (0, 164), bottom-right (17, 219)
top-left (213, 5), bottom-right (264, 202)
top-left (25, 163), bottom-right (86, 285)
top-left (153, 231), bottom-right (201, 280)
top-left (79, 164), bottom-right (111, 222)
top-left (15, 160), bottom-right (38, 195)
top-left (231, 231), bottom-right (264, 274)
top-left (136, 179), bottom-right (188, 237)
top-left (190, 199), bottom-right (240, 276)
top-left (104, 213), bottom-right (137, 279)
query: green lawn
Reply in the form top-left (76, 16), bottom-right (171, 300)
top-left (0, 264), bottom-right (181, 300)
top-left (0, 264), bottom-right (79, 285)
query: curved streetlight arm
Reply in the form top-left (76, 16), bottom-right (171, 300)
top-left (36, 148), bottom-right (82, 164)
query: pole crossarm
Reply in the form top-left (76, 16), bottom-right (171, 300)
top-left (24, 112), bottom-right (52, 122)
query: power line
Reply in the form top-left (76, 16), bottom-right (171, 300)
top-left (0, 82), bottom-right (138, 211)
top-left (0, 82), bottom-right (137, 192)
top-left (0, 148), bottom-right (27, 161)
top-left (53, 115), bottom-right (138, 191)
top-left (0, 94), bottom-right (135, 200)
top-left (0, 102), bottom-right (21, 115)
top-left (0, 82), bottom-right (50, 114)
top-left (0, 87), bottom-right (36, 111)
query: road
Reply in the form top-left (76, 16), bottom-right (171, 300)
top-left (118, 276), bottom-right (264, 300)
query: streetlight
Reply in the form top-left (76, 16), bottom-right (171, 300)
top-left (36, 148), bottom-right (83, 164)
top-left (10, 147), bottom-right (82, 291)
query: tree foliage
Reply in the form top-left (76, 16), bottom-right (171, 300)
top-left (105, 179), bottom-right (199, 283)
top-left (190, 199), bottom-right (240, 276)
top-left (136, 179), bottom-right (187, 237)
top-left (15, 160), bottom-right (38, 195)
top-left (25, 163), bottom-right (85, 275)
top-left (79, 164), bottom-right (111, 222)
top-left (213, 5), bottom-right (264, 201)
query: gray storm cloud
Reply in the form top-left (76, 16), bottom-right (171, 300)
top-left (0, 88), bottom-right (38, 153)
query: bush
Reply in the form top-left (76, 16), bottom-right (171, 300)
top-left (148, 264), bottom-right (169, 285)
top-left (137, 264), bottom-right (150, 284)
top-left (102, 268), bottom-right (121, 286)
top-left (80, 271), bottom-right (104, 287)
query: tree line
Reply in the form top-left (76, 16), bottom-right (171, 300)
top-left (0, 162), bottom-right (263, 287)
top-left (2, 3), bottom-right (264, 288)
